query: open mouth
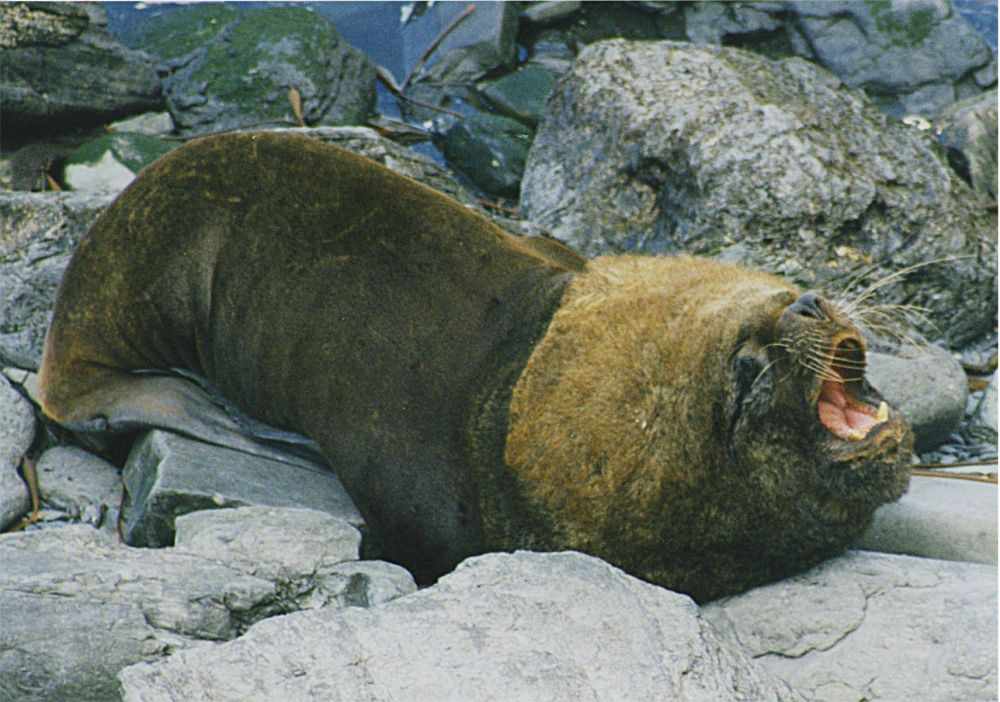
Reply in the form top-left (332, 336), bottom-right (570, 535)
top-left (816, 337), bottom-right (889, 442)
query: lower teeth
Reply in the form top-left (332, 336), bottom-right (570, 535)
top-left (876, 401), bottom-right (889, 423)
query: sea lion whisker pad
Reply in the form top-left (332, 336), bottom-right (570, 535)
top-left (38, 132), bottom-right (912, 602)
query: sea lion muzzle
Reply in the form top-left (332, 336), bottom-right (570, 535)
top-left (777, 293), bottom-right (894, 444)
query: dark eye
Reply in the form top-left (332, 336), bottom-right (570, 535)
top-left (733, 353), bottom-right (763, 399)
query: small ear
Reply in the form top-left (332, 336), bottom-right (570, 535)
top-left (768, 289), bottom-right (799, 308)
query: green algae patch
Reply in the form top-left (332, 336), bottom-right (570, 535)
top-left (137, 4), bottom-right (239, 62)
top-left (865, 0), bottom-right (937, 48)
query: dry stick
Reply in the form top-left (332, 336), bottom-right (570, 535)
top-left (375, 65), bottom-right (466, 120)
top-left (401, 3), bottom-right (477, 91)
top-left (911, 468), bottom-right (998, 484)
top-left (912, 459), bottom-right (998, 470)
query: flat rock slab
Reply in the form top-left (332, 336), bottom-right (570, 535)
top-left (0, 509), bottom-right (414, 702)
top-left (122, 430), bottom-right (364, 548)
top-left (119, 550), bottom-right (802, 702)
top-left (704, 550), bottom-right (997, 702)
top-left (857, 475), bottom-right (997, 564)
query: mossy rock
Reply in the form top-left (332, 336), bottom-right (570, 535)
top-left (142, 6), bottom-right (375, 136)
top-left (132, 4), bottom-right (239, 62)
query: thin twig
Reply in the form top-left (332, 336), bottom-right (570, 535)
top-left (376, 65), bottom-right (465, 120)
top-left (911, 467), bottom-right (998, 484)
top-left (401, 3), bottom-right (477, 90)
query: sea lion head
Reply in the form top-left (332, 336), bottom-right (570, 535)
top-left (498, 255), bottom-right (912, 601)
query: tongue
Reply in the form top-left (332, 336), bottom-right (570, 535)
top-left (818, 380), bottom-right (880, 440)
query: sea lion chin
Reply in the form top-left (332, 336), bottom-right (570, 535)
top-left (38, 131), bottom-right (912, 603)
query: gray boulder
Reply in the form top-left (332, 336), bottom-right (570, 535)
top-left (857, 475), bottom-right (997, 564)
top-left (680, 1), bottom-right (995, 117)
top-left (0, 3), bottom-right (161, 133)
top-left (521, 39), bottom-right (996, 348)
top-left (175, 507), bottom-right (416, 609)
top-left (34, 445), bottom-right (121, 529)
top-left (0, 190), bottom-right (114, 369)
top-left (0, 375), bottom-right (34, 530)
top-left (139, 6), bottom-right (375, 137)
top-left (403, 1), bottom-right (519, 85)
top-left (975, 370), bottom-right (998, 435)
top-left (0, 510), bottom-right (414, 702)
top-left (936, 87), bottom-right (998, 203)
top-left (866, 346), bottom-right (968, 453)
top-left (119, 550), bottom-right (801, 702)
top-left (121, 430), bottom-right (363, 548)
top-left (787, 0), bottom-right (994, 117)
top-left (704, 550), bottom-right (997, 702)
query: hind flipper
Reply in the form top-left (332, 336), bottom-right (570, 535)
top-left (43, 365), bottom-right (324, 469)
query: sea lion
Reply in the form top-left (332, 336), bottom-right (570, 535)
top-left (39, 131), bottom-right (912, 601)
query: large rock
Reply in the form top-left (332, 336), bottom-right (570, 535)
top-left (681, 1), bottom-right (995, 117)
top-left (175, 507), bottom-right (416, 608)
top-left (936, 87), bottom-right (998, 203)
top-left (0, 375), bottom-right (34, 530)
top-left (857, 476), bottom-right (997, 564)
top-left (0, 190), bottom-right (114, 369)
top-left (975, 370), bottom-right (998, 435)
top-left (34, 445), bottom-right (122, 529)
top-left (403, 1), bottom-right (519, 85)
top-left (521, 40), bottom-right (996, 348)
top-left (0, 3), bottom-right (161, 136)
top-left (121, 430), bottom-right (364, 548)
top-left (137, 5), bottom-right (375, 137)
top-left (787, 0), bottom-right (994, 117)
top-left (0, 511), bottom-right (414, 702)
top-left (119, 550), bottom-right (801, 701)
top-left (704, 550), bottom-right (997, 702)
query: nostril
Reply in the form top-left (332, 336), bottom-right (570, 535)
top-left (788, 291), bottom-right (825, 319)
